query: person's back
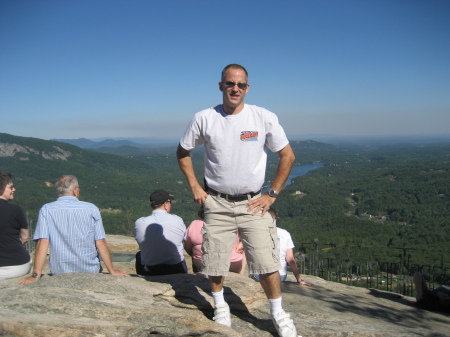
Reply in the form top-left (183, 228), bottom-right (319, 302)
top-left (0, 172), bottom-right (31, 280)
top-left (19, 175), bottom-right (127, 285)
top-left (0, 200), bottom-right (30, 271)
top-left (276, 227), bottom-right (293, 279)
top-left (184, 219), bottom-right (204, 264)
top-left (185, 217), bottom-right (246, 274)
top-left (135, 210), bottom-right (186, 266)
top-left (134, 189), bottom-right (187, 276)
top-left (36, 196), bottom-right (105, 274)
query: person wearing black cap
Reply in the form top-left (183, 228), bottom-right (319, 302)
top-left (134, 189), bottom-right (187, 276)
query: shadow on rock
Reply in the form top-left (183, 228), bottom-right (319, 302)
top-left (136, 272), bottom-right (275, 335)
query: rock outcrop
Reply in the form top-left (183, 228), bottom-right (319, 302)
top-left (0, 142), bottom-right (71, 160)
top-left (1, 235), bottom-right (449, 337)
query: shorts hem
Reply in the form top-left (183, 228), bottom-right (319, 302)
top-left (248, 266), bottom-right (280, 275)
top-left (202, 269), bottom-right (229, 277)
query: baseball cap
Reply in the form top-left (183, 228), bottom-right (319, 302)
top-left (150, 189), bottom-right (175, 207)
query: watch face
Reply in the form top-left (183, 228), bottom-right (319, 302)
top-left (269, 190), bottom-right (277, 197)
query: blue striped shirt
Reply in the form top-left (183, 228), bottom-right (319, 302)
top-left (33, 196), bottom-right (106, 275)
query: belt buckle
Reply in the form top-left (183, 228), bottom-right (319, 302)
top-left (232, 194), bottom-right (246, 202)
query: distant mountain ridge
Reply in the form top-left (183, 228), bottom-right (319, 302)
top-left (53, 134), bottom-right (450, 155)
top-left (52, 137), bottom-right (177, 149)
top-left (52, 137), bottom-right (97, 149)
top-left (51, 137), bottom-right (339, 156)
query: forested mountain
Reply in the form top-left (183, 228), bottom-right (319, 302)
top-left (1, 132), bottom-right (449, 267)
top-left (278, 141), bottom-right (450, 266)
top-left (0, 133), bottom-right (197, 234)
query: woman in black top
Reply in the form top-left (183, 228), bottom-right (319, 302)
top-left (0, 172), bottom-right (31, 280)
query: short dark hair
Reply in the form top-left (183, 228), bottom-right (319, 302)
top-left (221, 64), bottom-right (248, 82)
top-left (0, 172), bottom-right (12, 195)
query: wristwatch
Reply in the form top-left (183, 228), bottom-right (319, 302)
top-left (268, 189), bottom-right (278, 198)
top-left (31, 273), bottom-right (41, 279)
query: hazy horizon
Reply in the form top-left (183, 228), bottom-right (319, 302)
top-left (48, 133), bottom-right (450, 147)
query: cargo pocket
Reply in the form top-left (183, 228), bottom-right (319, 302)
top-left (201, 225), bottom-right (209, 255)
top-left (268, 220), bottom-right (280, 264)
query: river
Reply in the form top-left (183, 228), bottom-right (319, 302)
top-left (262, 162), bottom-right (324, 193)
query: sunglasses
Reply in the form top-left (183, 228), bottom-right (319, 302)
top-left (223, 81), bottom-right (248, 90)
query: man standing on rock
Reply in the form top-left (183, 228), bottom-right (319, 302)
top-left (19, 175), bottom-right (128, 284)
top-left (134, 189), bottom-right (187, 276)
top-left (177, 64), bottom-right (297, 337)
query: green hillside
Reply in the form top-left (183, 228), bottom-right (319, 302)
top-left (277, 142), bottom-right (450, 266)
top-left (0, 133), bottom-right (198, 234)
top-left (1, 132), bottom-right (449, 267)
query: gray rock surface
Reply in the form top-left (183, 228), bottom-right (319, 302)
top-left (1, 235), bottom-right (449, 337)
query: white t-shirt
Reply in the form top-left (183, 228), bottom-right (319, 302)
top-left (277, 227), bottom-right (295, 276)
top-left (179, 104), bottom-right (289, 195)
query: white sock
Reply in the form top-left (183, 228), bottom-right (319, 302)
top-left (269, 297), bottom-right (283, 317)
top-left (212, 289), bottom-right (225, 307)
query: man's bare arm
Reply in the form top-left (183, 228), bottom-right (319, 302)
top-left (176, 144), bottom-right (208, 204)
top-left (286, 248), bottom-right (313, 286)
top-left (19, 238), bottom-right (49, 284)
top-left (96, 239), bottom-right (128, 276)
top-left (247, 144), bottom-right (295, 215)
top-left (269, 143), bottom-right (296, 193)
top-left (20, 228), bottom-right (30, 245)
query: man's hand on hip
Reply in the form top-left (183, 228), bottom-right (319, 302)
top-left (247, 193), bottom-right (276, 216)
top-left (192, 186), bottom-right (208, 204)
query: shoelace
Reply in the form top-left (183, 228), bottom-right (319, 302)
top-left (275, 312), bottom-right (293, 328)
top-left (213, 308), bottom-right (229, 320)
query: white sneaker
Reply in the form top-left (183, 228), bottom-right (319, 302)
top-left (272, 310), bottom-right (298, 337)
top-left (213, 302), bottom-right (231, 327)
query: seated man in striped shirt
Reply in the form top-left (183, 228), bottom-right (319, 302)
top-left (19, 175), bottom-right (128, 284)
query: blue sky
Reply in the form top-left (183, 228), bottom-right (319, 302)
top-left (1, 0), bottom-right (449, 141)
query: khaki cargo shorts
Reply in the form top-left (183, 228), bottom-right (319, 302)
top-left (201, 193), bottom-right (281, 276)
